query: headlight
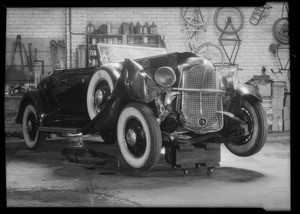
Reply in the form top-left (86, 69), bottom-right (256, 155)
top-left (220, 67), bottom-right (239, 90)
top-left (154, 66), bottom-right (176, 88)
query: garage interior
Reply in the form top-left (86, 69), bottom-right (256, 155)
top-left (5, 3), bottom-right (291, 209)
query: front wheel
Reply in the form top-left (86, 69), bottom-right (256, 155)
top-left (225, 97), bottom-right (268, 157)
top-left (117, 103), bottom-right (162, 171)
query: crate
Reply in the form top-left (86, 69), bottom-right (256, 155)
top-left (272, 81), bottom-right (285, 97)
top-left (283, 119), bottom-right (290, 131)
top-left (272, 118), bottom-right (283, 132)
top-left (283, 106), bottom-right (290, 120)
top-left (273, 109), bottom-right (283, 120)
top-left (262, 99), bottom-right (272, 109)
top-left (272, 97), bottom-right (284, 110)
top-left (259, 84), bottom-right (272, 97)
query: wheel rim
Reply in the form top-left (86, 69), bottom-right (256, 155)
top-left (232, 107), bottom-right (254, 145)
top-left (26, 112), bottom-right (38, 141)
top-left (195, 43), bottom-right (224, 71)
top-left (124, 117), bottom-right (147, 158)
top-left (181, 7), bottom-right (211, 27)
top-left (94, 80), bottom-right (111, 114)
top-left (273, 18), bottom-right (289, 44)
top-left (214, 7), bottom-right (244, 34)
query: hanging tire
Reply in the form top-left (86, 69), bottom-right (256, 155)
top-left (214, 7), bottom-right (244, 34)
top-left (22, 104), bottom-right (47, 149)
top-left (195, 42), bottom-right (225, 71)
top-left (225, 97), bottom-right (268, 157)
top-left (181, 7), bottom-right (212, 27)
top-left (117, 103), bottom-right (162, 171)
top-left (272, 17), bottom-right (289, 45)
top-left (87, 69), bottom-right (114, 120)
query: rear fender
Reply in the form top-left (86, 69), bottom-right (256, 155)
top-left (15, 90), bottom-right (51, 124)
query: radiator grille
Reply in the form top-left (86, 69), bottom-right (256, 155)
top-left (181, 65), bottom-right (223, 134)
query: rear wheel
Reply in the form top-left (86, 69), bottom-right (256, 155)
top-left (225, 97), bottom-right (268, 156)
top-left (22, 105), bottom-right (47, 149)
top-left (117, 103), bottom-right (162, 171)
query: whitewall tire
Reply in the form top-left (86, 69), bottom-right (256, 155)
top-left (117, 103), bottom-right (162, 171)
top-left (87, 69), bottom-right (114, 120)
top-left (22, 105), bottom-right (46, 149)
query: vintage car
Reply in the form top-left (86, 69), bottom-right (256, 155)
top-left (16, 44), bottom-right (268, 172)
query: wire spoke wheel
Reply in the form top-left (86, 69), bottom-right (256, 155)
top-left (181, 7), bottom-right (212, 27)
top-left (272, 17), bottom-right (289, 44)
top-left (94, 80), bottom-right (111, 114)
top-left (195, 42), bottom-right (225, 71)
top-left (214, 7), bottom-right (244, 34)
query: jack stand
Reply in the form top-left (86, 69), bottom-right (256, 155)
top-left (168, 142), bottom-right (221, 176)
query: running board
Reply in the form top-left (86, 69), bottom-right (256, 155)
top-left (38, 127), bottom-right (81, 134)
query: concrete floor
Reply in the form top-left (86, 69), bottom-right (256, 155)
top-left (6, 131), bottom-right (290, 210)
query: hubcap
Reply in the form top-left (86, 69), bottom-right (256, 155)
top-left (94, 89), bottom-right (103, 107)
top-left (94, 80), bottom-right (110, 114)
top-left (126, 129), bottom-right (137, 146)
top-left (233, 107), bottom-right (254, 145)
top-left (26, 112), bottom-right (38, 141)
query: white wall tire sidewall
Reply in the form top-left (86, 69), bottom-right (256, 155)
top-left (22, 105), bottom-right (39, 149)
top-left (87, 69), bottom-right (114, 120)
top-left (117, 107), bottom-right (151, 169)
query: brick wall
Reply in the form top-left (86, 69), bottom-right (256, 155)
top-left (66, 4), bottom-right (289, 90)
top-left (6, 4), bottom-right (290, 90)
top-left (6, 7), bottom-right (66, 38)
top-left (5, 3), bottom-right (290, 134)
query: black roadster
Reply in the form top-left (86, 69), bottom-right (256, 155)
top-left (16, 44), bottom-right (268, 171)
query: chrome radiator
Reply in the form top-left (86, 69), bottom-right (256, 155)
top-left (180, 61), bottom-right (224, 134)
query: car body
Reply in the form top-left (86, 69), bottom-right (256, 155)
top-left (16, 44), bottom-right (268, 172)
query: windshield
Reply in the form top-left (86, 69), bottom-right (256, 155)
top-left (97, 44), bottom-right (167, 64)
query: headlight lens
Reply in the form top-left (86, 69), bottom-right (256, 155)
top-left (220, 67), bottom-right (239, 90)
top-left (154, 66), bottom-right (176, 87)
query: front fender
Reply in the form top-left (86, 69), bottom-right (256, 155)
top-left (223, 83), bottom-right (262, 120)
top-left (123, 59), bottom-right (160, 103)
top-left (236, 83), bottom-right (263, 102)
top-left (15, 89), bottom-right (51, 124)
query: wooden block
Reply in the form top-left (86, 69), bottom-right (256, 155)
top-left (272, 97), bottom-right (284, 110)
top-left (284, 119), bottom-right (290, 131)
top-left (175, 146), bottom-right (221, 169)
top-left (284, 94), bottom-right (290, 107)
top-left (272, 81), bottom-right (285, 97)
top-left (283, 106), bottom-right (290, 120)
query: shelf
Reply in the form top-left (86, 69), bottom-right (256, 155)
top-left (86, 33), bottom-right (165, 68)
